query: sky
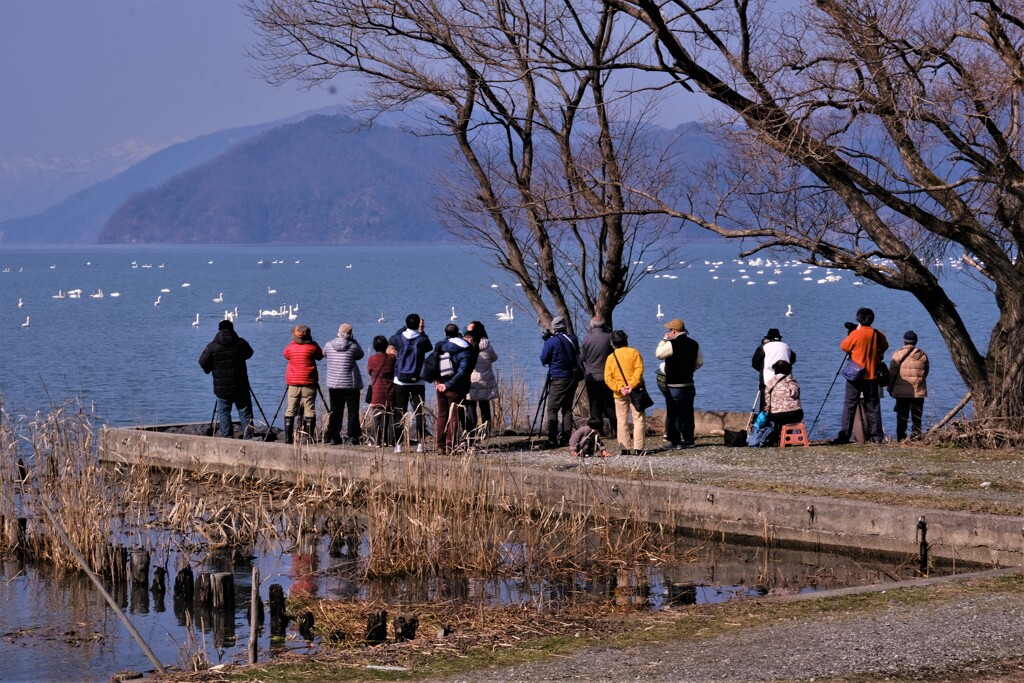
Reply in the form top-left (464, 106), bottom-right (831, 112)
top-left (0, 0), bottom-right (346, 158)
top-left (0, 0), bottom-right (708, 160)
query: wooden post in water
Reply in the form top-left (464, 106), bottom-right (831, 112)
top-left (151, 566), bottom-right (166, 594)
top-left (195, 572), bottom-right (213, 606)
top-left (394, 613), bottom-right (418, 642)
top-left (211, 572), bottom-right (234, 611)
top-left (174, 565), bottom-right (194, 603)
top-left (269, 583), bottom-right (289, 637)
top-left (129, 549), bottom-right (150, 587)
top-left (248, 567), bottom-right (260, 665)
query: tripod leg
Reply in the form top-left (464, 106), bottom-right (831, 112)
top-left (265, 387), bottom-right (288, 442)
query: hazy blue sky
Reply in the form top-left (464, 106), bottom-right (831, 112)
top-left (0, 0), bottom-right (345, 158)
top-left (0, 0), bottom-right (707, 160)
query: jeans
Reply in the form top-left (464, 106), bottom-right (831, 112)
top-left (435, 388), bottom-right (465, 452)
top-left (543, 376), bottom-right (578, 444)
top-left (216, 394), bottom-right (253, 438)
top-left (894, 397), bottom-right (924, 440)
top-left (325, 388), bottom-right (361, 444)
top-left (584, 378), bottom-right (617, 435)
top-left (661, 384), bottom-right (696, 445)
top-left (839, 379), bottom-right (884, 442)
top-left (394, 384), bottom-right (427, 442)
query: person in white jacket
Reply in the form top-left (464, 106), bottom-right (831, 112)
top-left (465, 320), bottom-right (498, 440)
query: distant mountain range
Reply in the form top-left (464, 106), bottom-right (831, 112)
top-left (99, 114), bottom-right (451, 244)
top-left (0, 141), bottom-right (165, 223)
top-left (0, 109), bottom-right (713, 245)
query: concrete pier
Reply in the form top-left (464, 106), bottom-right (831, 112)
top-left (99, 424), bottom-right (1024, 566)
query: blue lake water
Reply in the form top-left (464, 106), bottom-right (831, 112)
top-left (0, 242), bottom-right (997, 438)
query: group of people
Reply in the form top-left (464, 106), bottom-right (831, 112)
top-left (197, 304), bottom-right (930, 452)
top-left (748, 307), bottom-right (930, 445)
top-left (199, 314), bottom-right (500, 451)
top-left (544, 314), bottom-right (703, 457)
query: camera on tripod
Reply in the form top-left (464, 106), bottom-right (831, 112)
top-left (541, 329), bottom-right (554, 341)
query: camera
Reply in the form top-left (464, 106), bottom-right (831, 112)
top-left (541, 329), bottom-right (553, 341)
top-left (843, 321), bottom-right (857, 332)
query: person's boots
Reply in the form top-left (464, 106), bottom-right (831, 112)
top-left (304, 417), bottom-right (317, 444)
top-left (284, 417), bottom-right (295, 444)
top-left (544, 420), bottom-right (559, 449)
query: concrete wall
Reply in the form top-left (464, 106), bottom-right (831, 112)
top-left (99, 426), bottom-right (1024, 567)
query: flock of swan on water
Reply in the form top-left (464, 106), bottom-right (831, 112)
top-left (13, 252), bottom-right (966, 330)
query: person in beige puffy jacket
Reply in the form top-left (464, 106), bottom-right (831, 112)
top-left (888, 330), bottom-right (929, 440)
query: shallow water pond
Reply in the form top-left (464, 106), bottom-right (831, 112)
top-left (1, 529), bottom-right (950, 682)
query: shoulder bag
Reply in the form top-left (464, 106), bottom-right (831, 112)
top-left (612, 348), bottom-right (654, 412)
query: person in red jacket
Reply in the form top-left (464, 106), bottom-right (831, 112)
top-left (835, 308), bottom-right (888, 444)
top-left (283, 324), bottom-right (324, 444)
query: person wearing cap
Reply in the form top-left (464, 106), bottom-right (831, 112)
top-left (581, 316), bottom-right (617, 438)
top-left (655, 318), bottom-right (703, 449)
top-left (199, 319), bottom-right (255, 439)
top-left (751, 328), bottom-right (796, 412)
top-left (283, 324), bottom-right (324, 444)
top-left (835, 307), bottom-right (888, 444)
top-left (539, 315), bottom-right (582, 448)
top-left (887, 330), bottom-right (929, 440)
top-left (323, 322), bottom-right (365, 446)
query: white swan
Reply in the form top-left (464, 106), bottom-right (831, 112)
top-left (267, 286), bottom-right (277, 294)
top-left (160, 288), bottom-right (170, 293)
top-left (110, 292), bottom-right (120, 297)
top-left (17, 298), bottom-right (23, 308)
top-left (90, 289), bottom-right (104, 299)
top-left (52, 290), bottom-right (64, 299)
top-left (378, 311), bottom-right (385, 323)
top-left (256, 310), bottom-right (263, 322)
top-left (450, 306), bottom-right (458, 321)
top-left (212, 292), bottom-right (224, 303)
top-left (21, 316), bottom-right (29, 328)
top-left (656, 304), bottom-right (664, 320)
top-left (181, 282), bottom-right (191, 288)
top-left (287, 305), bottom-right (297, 321)
top-left (496, 306), bottom-right (514, 321)
top-left (154, 296), bottom-right (161, 306)
top-left (192, 314), bottom-right (200, 327)
top-left (785, 304), bottom-right (794, 317)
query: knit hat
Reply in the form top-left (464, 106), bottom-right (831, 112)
top-left (218, 320), bottom-right (234, 331)
top-left (903, 330), bottom-right (918, 344)
top-left (551, 316), bottom-right (567, 332)
top-left (338, 323), bottom-right (353, 337)
top-left (292, 324), bottom-right (311, 342)
top-left (765, 328), bottom-right (781, 341)
top-left (664, 318), bottom-right (685, 332)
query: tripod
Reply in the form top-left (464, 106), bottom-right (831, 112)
top-left (528, 374), bottom-right (552, 440)
top-left (808, 353), bottom-right (850, 437)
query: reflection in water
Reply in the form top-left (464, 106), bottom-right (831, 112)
top-left (2, 521), bottom-right (954, 682)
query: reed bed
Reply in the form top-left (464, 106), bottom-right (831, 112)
top-left (3, 402), bottom-right (679, 593)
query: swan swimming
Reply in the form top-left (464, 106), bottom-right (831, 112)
top-left (656, 304), bottom-right (664, 320)
top-left (21, 316), bottom-right (29, 328)
top-left (192, 314), bottom-right (200, 327)
top-left (785, 304), bottom-right (794, 317)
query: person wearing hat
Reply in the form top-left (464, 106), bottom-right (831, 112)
top-left (654, 318), bottom-right (703, 449)
top-left (539, 315), bottom-right (582, 448)
top-left (323, 322), bottom-right (365, 445)
top-left (835, 307), bottom-right (888, 444)
top-left (751, 328), bottom-right (796, 412)
top-left (283, 324), bottom-right (324, 444)
top-left (887, 330), bottom-right (929, 440)
top-left (199, 319), bottom-right (255, 439)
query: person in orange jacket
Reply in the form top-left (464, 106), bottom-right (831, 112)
top-left (835, 308), bottom-right (888, 444)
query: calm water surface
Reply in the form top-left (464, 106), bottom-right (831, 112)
top-left (0, 242), bottom-right (997, 437)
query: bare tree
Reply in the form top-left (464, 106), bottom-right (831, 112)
top-left (245, 0), bottom-right (675, 332)
top-left (598, 0), bottom-right (1024, 433)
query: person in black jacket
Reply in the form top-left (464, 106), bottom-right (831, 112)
top-left (199, 319), bottom-right (255, 438)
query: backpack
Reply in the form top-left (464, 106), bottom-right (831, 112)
top-left (437, 350), bottom-right (455, 380)
top-left (395, 336), bottom-right (422, 383)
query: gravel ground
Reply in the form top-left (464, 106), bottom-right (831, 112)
top-left (424, 572), bottom-right (1024, 682)
top-left (460, 434), bottom-right (1024, 515)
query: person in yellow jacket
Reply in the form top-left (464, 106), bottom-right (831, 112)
top-left (835, 307), bottom-right (888, 444)
top-left (604, 330), bottom-right (647, 455)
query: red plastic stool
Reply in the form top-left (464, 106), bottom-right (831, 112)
top-left (780, 422), bottom-right (809, 447)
